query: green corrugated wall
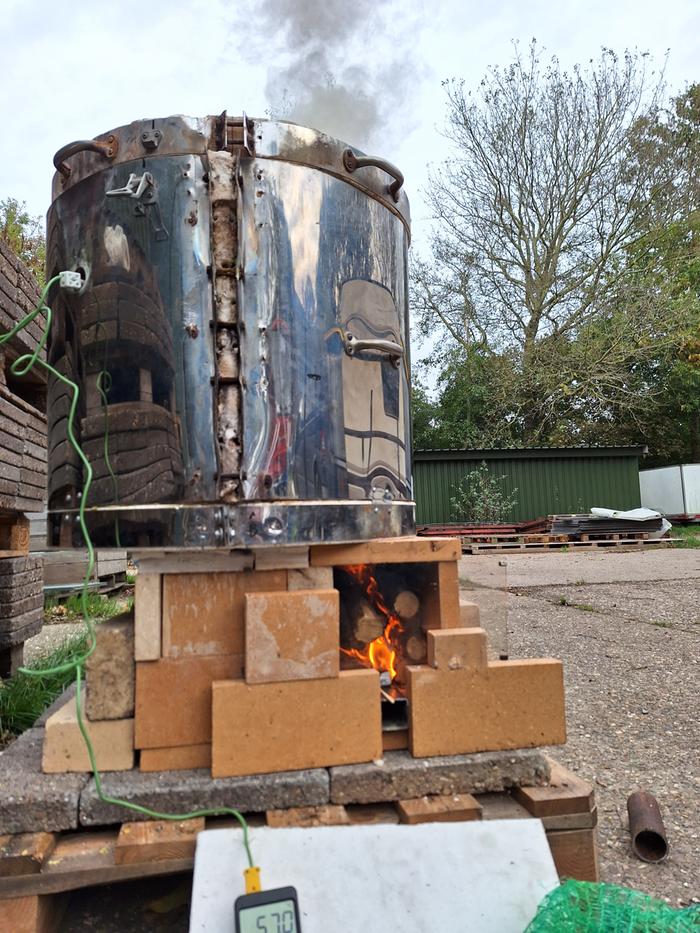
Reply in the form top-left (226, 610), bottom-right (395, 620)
top-left (413, 452), bottom-right (642, 524)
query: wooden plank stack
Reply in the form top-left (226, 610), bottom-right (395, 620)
top-left (0, 242), bottom-right (47, 677)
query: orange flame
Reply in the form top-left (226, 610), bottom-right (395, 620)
top-left (341, 564), bottom-right (405, 682)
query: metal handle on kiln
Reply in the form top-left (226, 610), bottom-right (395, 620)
top-left (344, 333), bottom-right (405, 367)
top-left (53, 136), bottom-right (119, 179)
top-left (342, 148), bottom-right (404, 202)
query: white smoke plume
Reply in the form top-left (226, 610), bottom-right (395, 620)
top-left (236, 0), bottom-right (425, 151)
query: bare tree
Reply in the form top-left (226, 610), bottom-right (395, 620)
top-left (415, 44), bottom-right (676, 441)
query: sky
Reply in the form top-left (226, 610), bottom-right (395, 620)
top-left (1, 0), bottom-right (697, 352)
top-left (2, 0), bottom-right (697, 229)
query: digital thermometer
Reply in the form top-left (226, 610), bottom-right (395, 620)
top-left (234, 886), bottom-right (302, 933)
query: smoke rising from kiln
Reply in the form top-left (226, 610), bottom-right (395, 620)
top-left (240, 0), bottom-right (423, 150)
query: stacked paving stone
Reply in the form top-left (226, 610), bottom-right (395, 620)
top-left (0, 555), bottom-right (44, 675)
top-left (0, 241), bottom-right (47, 677)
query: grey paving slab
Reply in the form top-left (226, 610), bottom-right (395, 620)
top-left (79, 766), bottom-right (330, 825)
top-left (0, 727), bottom-right (87, 832)
top-left (330, 749), bottom-right (550, 804)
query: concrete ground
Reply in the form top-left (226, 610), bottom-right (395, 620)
top-left (460, 548), bottom-right (700, 908)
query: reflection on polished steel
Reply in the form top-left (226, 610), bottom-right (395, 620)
top-left (46, 114), bottom-right (414, 548)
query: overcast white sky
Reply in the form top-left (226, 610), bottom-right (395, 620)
top-left (1, 0), bottom-right (697, 248)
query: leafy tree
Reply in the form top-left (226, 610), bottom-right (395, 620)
top-left (412, 346), bottom-right (520, 450)
top-left (414, 43), bottom-right (672, 443)
top-left (0, 198), bottom-right (45, 285)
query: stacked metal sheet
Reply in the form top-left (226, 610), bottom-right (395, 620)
top-left (550, 514), bottom-right (664, 537)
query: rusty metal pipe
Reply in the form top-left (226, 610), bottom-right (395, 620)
top-left (627, 791), bottom-right (669, 862)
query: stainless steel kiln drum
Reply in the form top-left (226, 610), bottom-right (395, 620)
top-left (45, 116), bottom-right (414, 548)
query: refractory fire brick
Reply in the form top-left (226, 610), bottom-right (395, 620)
top-left (427, 627), bottom-right (487, 671)
top-left (407, 658), bottom-right (566, 758)
top-left (135, 655), bottom-right (243, 749)
top-left (309, 536), bottom-right (461, 566)
top-left (245, 588), bottom-right (339, 684)
top-left (139, 744), bottom-right (212, 772)
top-left (212, 669), bottom-right (382, 777)
top-left (134, 573), bottom-right (161, 661)
top-left (42, 691), bottom-right (134, 773)
top-left (162, 569), bottom-right (286, 658)
top-left (287, 567), bottom-right (334, 591)
top-left (421, 561), bottom-right (461, 630)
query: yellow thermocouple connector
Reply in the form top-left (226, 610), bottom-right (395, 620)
top-left (244, 866), bottom-right (262, 893)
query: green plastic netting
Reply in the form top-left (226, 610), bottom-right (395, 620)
top-left (526, 880), bottom-right (700, 932)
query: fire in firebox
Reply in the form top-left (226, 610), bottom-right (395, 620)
top-left (336, 563), bottom-right (432, 686)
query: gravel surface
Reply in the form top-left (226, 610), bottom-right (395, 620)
top-left (479, 547), bottom-right (700, 588)
top-left (23, 620), bottom-right (86, 664)
top-left (497, 550), bottom-right (700, 907)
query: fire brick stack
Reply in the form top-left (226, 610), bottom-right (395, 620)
top-left (41, 536), bottom-right (566, 776)
top-left (0, 241), bottom-right (46, 677)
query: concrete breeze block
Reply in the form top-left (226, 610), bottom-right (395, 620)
top-left (86, 614), bottom-right (135, 720)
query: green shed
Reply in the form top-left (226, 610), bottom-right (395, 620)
top-left (413, 447), bottom-right (645, 525)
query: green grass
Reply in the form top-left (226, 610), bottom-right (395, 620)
top-left (1, 590), bottom-right (134, 745)
top-left (0, 634), bottom-right (86, 745)
top-left (45, 591), bottom-right (133, 623)
top-left (63, 592), bottom-right (128, 618)
top-left (557, 596), bottom-right (598, 612)
top-left (672, 524), bottom-right (700, 548)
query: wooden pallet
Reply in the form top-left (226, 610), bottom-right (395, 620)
top-left (0, 761), bottom-right (597, 930)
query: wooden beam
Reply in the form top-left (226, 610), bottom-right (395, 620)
top-left (546, 827), bottom-right (599, 882)
top-left (0, 834), bottom-right (57, 878)
top-left (114, 819), bottom-right (204, 865)
top-left (266, 806), bottom-right (350, 828)
top-left (0, 893), bottom-right (66, 933)
top-left (513, 760), bottom-right (594, 817)
top-left (397, 794), bottom-right (482, 825)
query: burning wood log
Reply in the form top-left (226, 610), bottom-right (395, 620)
top-left (393, 590), bottom-right (420, 620)
top-left (351, 599), bottom-right (385, 643)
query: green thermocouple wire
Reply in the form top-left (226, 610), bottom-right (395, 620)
top-left (0, 277), bottom-right (253, 867)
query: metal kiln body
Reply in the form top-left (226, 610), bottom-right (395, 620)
top-left (46, 115), bottom-right (413, 548)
